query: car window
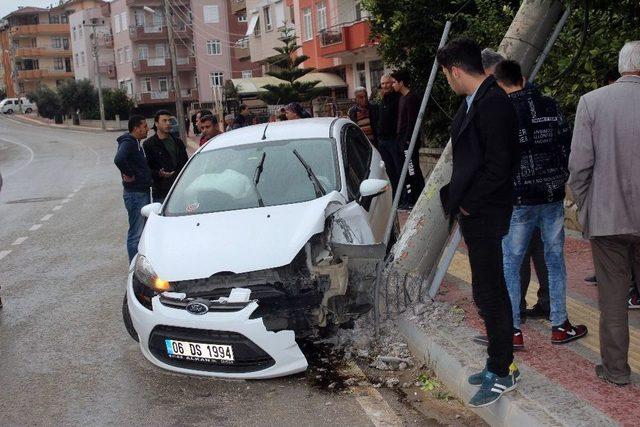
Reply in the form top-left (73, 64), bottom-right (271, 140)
top-left (342, 125), bottom-right (372, 200)
top-left (5, 100), bottom-right (12, 105)
top-left (164, 138), bottom-right (338, 216)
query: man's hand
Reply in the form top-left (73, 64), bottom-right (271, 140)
top-left (122, 173), bottom-right (135, 183)
top-left (159, 168), bottom-right (175, 178)
top-left (460, 206), bottom-right (471, 216)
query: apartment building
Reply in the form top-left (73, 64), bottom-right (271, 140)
top-left (69, 4), bottom-right (117, 89)
top-left (0, 0), bottom-right (103, 98)
top-left (246, 0), bottom-right (291, 64)
top-left (227, 0), bottom-right (260, 79)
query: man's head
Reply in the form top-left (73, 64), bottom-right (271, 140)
top-left (284, 102), bottom-right (304, 120)
top-left (380, 74), bottom-right (394, 95)
top-left (494, 60), bottom-right (525, 94)
top-left (199, 114), bottom-right (218, 139)
top-left (224, 114), bottom-right (234, 126)
top-left (154, 109), bottom-right (172, 135)
top-left (618, 41), bottom-right (640, 76)
top-left (195, 109), bottom-right (212, 131)
top-left (437, 38), bottom-right (486, 96)
top-left (128, 115), bottom-right (148, 140)
top-left (481, 48), bottom-right (505, 75)
top-left (390, 69), bottom-right (410, 93)
top-left (354, 86), bottom-right (368, 107)
top-left (240, 104), bottom-right (250, 116)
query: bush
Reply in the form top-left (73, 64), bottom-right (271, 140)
top-left (28, 86), bottom-right (61, 119)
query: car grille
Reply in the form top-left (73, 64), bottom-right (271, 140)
top-left (148, 325), bottom-right (275, 373)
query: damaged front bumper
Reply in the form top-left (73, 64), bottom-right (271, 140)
top-left (127, 274), bottom-right (308, 379)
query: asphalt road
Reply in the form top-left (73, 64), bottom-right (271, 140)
top-left (0, 116), bottom-right (432, 426)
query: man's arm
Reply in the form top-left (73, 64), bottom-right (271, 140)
top-left (459, 97), bottom-right (517, 214)
top-left (404, 94), bottom-right (420, 143)
top-left (567, 96), bottom-right (595, 210)
top-left (143, 139), bottom-right (162, 179)
top-left (114, 139), bottom-right (135, 178)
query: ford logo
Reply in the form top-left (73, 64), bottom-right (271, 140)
top-left (185, 301), bottom-right (209, 315)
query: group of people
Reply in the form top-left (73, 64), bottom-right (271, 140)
top-left (437, 38), bottom-right (640, 407)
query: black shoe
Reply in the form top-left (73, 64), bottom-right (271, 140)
top-left (585, 274), bottom-right (597, 284)
top-left (524, 303), bottom-right (550, 319)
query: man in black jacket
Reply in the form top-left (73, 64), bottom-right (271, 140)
top-left (114, 115), bottom-right (151, 262)
top-left (376, 74), bottom-right (403, 194)
top-left (437, 39), bottom-right (519, 407)
top-left (143, 110), bottom-right (189, 203)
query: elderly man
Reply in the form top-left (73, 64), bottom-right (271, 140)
top-left (568, 41), bottom-right (640, 386)
top-left (348, 86), bottom-right (378, 146)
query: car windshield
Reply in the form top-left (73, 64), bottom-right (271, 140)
top-left (164, 138), bottom-right (338, 216)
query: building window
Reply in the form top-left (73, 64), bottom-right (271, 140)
top-left (80, 52), bottom-right (86, 66)
top-left (72, 27), bottom-right (77, 41)
top-left (206, 40), bottom-right (221, 55)
top-left (158, 77), bottom-right (168, 92)
top-left (263, 6), bottom-right (272, 31)
top-left (241, 70), bottom-right (252, 79)
top-left (54, 57), bottom-right (64, 70)
top-left (126, 79), bottom-right (133, 96)
top-left (74, 54), bottom-right (79, 67)
top-left (121, 12), bottom-right (128, 30)
top-left (237, 13), bottom-right (247, 23)
top-left (155, 44), bottom-right (166, 58)
top-left (114, 14), bottom-right (121, 33)
top-left (141, 77), bottom-right (151, 92)
top-left (254, 17), bottom-right (261, 37)
top-left (316, 1), bottom-right (327, 31)
top-left (203, 5), bottom-right (220, 23)
top-left (63, 37), bottom-right (69, 50)
top-left (50, 14), bottom-right (60, 24)
top-left (117, 48), bottom-right (124, 64)
top-left (302, 8), bottom-right (312, 41)
top-left (138, 46), bottom-right (148, 60)
top-left (125, 46), bottom-right (132, 62)
top-left (289, 6), bottom-right (295, 24)
top-left (209, 72), bottom-right (223, 87)
top-left (134, 9), bottom-right (145, 27)
top-left (61, 14), bottom-right (68, 24)
top-left (51, 37), bottom-right (62, 49)
top-left (356, 62), bottom-right (366, 88)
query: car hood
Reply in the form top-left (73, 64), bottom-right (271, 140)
top-left (139, 191), bottom-right (346, 281)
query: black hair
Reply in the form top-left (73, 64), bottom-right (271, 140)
top-left (436, 38), bottom-right (485, 75)
top-left (154, 109), bottom-right (172, 123)
top-left (128, 114), bottom-right (146, 132)
top-left (197, 109), bottom-right (212, 118)
top-left (390, 69), bottom-right (411, 87)
top-left (240, 104), bottom-right (248, 111)
top-left (494, 60), bottom-right (523, 87)
top-left (199, 114), bottom-right (218, 125)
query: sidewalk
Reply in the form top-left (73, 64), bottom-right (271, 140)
top-left (397, 228), bottom-right (639, 426)
top-left (5, 113), bottom-right (123, 132)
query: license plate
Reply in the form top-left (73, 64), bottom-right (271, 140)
top-left (165, 339), bottom-right (234, 362)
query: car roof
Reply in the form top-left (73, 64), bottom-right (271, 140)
top-left (200, 117), bottom-right (345, 152)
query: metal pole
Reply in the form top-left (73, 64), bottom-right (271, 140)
top-left (163, 0), bottom-right (186, 142)
top-left (529, 5), bottom-right (571, 82)
top-left (90, 22), bottom-right (106, 131)
top-left (383, 20), bottom-right (452, 246)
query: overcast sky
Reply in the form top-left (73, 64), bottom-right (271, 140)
top-left (1, 1), bottom-right (111, 20)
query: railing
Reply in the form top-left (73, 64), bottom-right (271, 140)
top-left (14, 46), bottom-right (72, 57)
top-left (17, 68), bottom-right (74, 79)
top-left (135, 88), bottom-right (198, 103)
top-left (151, 91), bottom-right (169, 100)
top-left (147, 57), bottom-right (166, 66)
top-left (319, 26), bottom-right (343, 46)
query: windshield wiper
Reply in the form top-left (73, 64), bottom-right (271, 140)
top-left (292, 149), bottom-right (326, 198)
top-left (253, 152), bottom-right (266, 207)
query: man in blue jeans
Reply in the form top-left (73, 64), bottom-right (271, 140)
top-left (114, 115), bottom-right (152, 262)
top-left (494, 60), bottom-right (587, 347)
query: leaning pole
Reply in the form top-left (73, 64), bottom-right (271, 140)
top-left (387, 0), bottom-right (566, 279)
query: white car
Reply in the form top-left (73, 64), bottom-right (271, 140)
top-left (0, 97), bottom-right (36, 114)
top-left (124, 118), bottom-right (393, 379)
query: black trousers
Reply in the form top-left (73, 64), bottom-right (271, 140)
top-left (459, 215), bottom-right (514, 377)
top-left (520, 228), bottom-right (550, 312)
top-left (401, 141), bottom-right (425, 205)
top-left (378, 137), bottom-right (403, 195)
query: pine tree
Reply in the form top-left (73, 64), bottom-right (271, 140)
top-left (258, 25), bottom-right (323, 104)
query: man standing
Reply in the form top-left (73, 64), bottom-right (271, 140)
top-left (234, 104), bottom-right (252, 128)
top-left (391, 69), bottom-right (425, 207)
top-left (376, 74), bottom-right (403, 194)
top-left (437, 39), bottom-right (519, 407)
top-left (143, 110), bottom-right (188, 203)
top-left (199, 114), bottom-right (221, 146)
top-left (568, 41), bottom-right (640, 386)
top-left (224, 114), bottom-right (235, 131)
top-left (114, 115), bottom-right (152, 262)
top-left (494, 60), bottom-right (587, 348)
top-left (348, 86), bottom-right (378, 146)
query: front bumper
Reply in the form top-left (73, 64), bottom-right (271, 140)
top-left (126, 273), bottom-right (308, 379)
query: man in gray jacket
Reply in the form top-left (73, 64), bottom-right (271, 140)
top-left (568, 40), bottom-right (640, 386)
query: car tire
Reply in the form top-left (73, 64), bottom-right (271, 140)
top-left (6, 109), bottom-right (13, 115)
top-left (24, 108), bottom-right (32, 114)
top-left (122, 293), bottom-right (139, 342)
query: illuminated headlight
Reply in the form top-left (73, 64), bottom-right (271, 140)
top-left (134, 255), bottom-right (173, 293)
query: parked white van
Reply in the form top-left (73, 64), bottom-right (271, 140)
top-left (0, 98), bottom-right (36, 114)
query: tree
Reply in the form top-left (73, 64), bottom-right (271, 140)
top-left (103, 88), bottom-right (134, 120)
top-left (258, 25), bottom-right (324, 104)
top-left (57, 79), bottom-right (97, 117)
top-left (27, 86), bottom-right (61, 119)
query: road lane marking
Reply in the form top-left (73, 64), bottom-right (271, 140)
top-left (61, 199), bottom-right (70, 204)
top-left (67, 193), bottom-right (74, 198)
top-left (52, 205), bottom-right (62, 211)
top-left (0, 136), bottom-right (35, 177)
top-left (29, 224), bottom-right (42, 231)
top-left (0, 250), bottom-right (11, 260)
top-left (41, 214), bottom-right (53, 221)
top-left (73, 189), bottom-right (79, 192)
top-left (12, 237), bottom-right (28, 246)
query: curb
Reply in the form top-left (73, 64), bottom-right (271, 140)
top-left (4, 114), bottom-right (122, 133)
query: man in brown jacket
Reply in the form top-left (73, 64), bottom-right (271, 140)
top-left (568, 40), bottom-right (640, 386)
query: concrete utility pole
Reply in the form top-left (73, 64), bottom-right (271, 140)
top-left (388, 0), bottom-right (567, 279)
top-left (162, 0), bottom-right (187, 142)
top-left (86, 18), bottom-right (106, 131)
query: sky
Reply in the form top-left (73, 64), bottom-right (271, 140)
top-left (0, 1), bottom-right (111, 20)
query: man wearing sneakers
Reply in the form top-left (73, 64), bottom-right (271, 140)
top-left (493, 60), bottom-right (588, 348)
top-left (437, 39), bottom-right (519, 407)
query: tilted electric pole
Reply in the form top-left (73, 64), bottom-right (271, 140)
top-left (85, 18), bottom-right (106, 131)
top-left (163, 0), bottom-right (187, 142)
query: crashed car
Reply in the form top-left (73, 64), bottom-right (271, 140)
top-left (124, 117), bottom-right (393, 379)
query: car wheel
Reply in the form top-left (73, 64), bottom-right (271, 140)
top-left (6, 109), bottom-right (13, 115)
top-left (122, 293), bottom-right (139, 342)
top-left (24, 108), bottom-right (32, 114)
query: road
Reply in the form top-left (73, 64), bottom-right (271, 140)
top-left (0, 116), bottom-right (440, 426)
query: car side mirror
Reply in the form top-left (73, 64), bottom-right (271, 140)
top-left (359, 179), bottom-right (389, 198)
top-left (141, 202), bottom-right (162, 218)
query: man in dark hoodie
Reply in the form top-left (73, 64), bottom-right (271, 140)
top-left (114, 115), bottom-right (152, 262)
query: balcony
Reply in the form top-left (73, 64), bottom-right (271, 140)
top-left (176, 56), bottom-right (196, 71)
top-left (317, 20), bottom-right (373, 58)
top-left (17, 68), bottom-right (74, 80)
top-left (233, 45), bottom-right (250, 60)
top-left (231, 0), bottom-right (246, 14)
top-left (98, 62), bottom-right (117, 79)
top-left (126, 0), bottom-right (189, 5)
top-left (128, 25), bottom-right (192, 42)
top-left (132, 56), bottom-right (195, 74)
top-left (15, 47), bottom-right (72, 58)
top-left (135, 88), bottom-right (199, 105)
top-left (11, 24), bottom-right (70, 37)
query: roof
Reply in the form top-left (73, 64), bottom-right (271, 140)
top-left (230, 72), bottom-right (347, 95)
top-left (3, 7), bottom-right (48, 20)
top-left (200, 117), bottom-right (344, 152)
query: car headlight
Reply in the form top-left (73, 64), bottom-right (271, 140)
top-left (134, 255), bottom-right (173, 293)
